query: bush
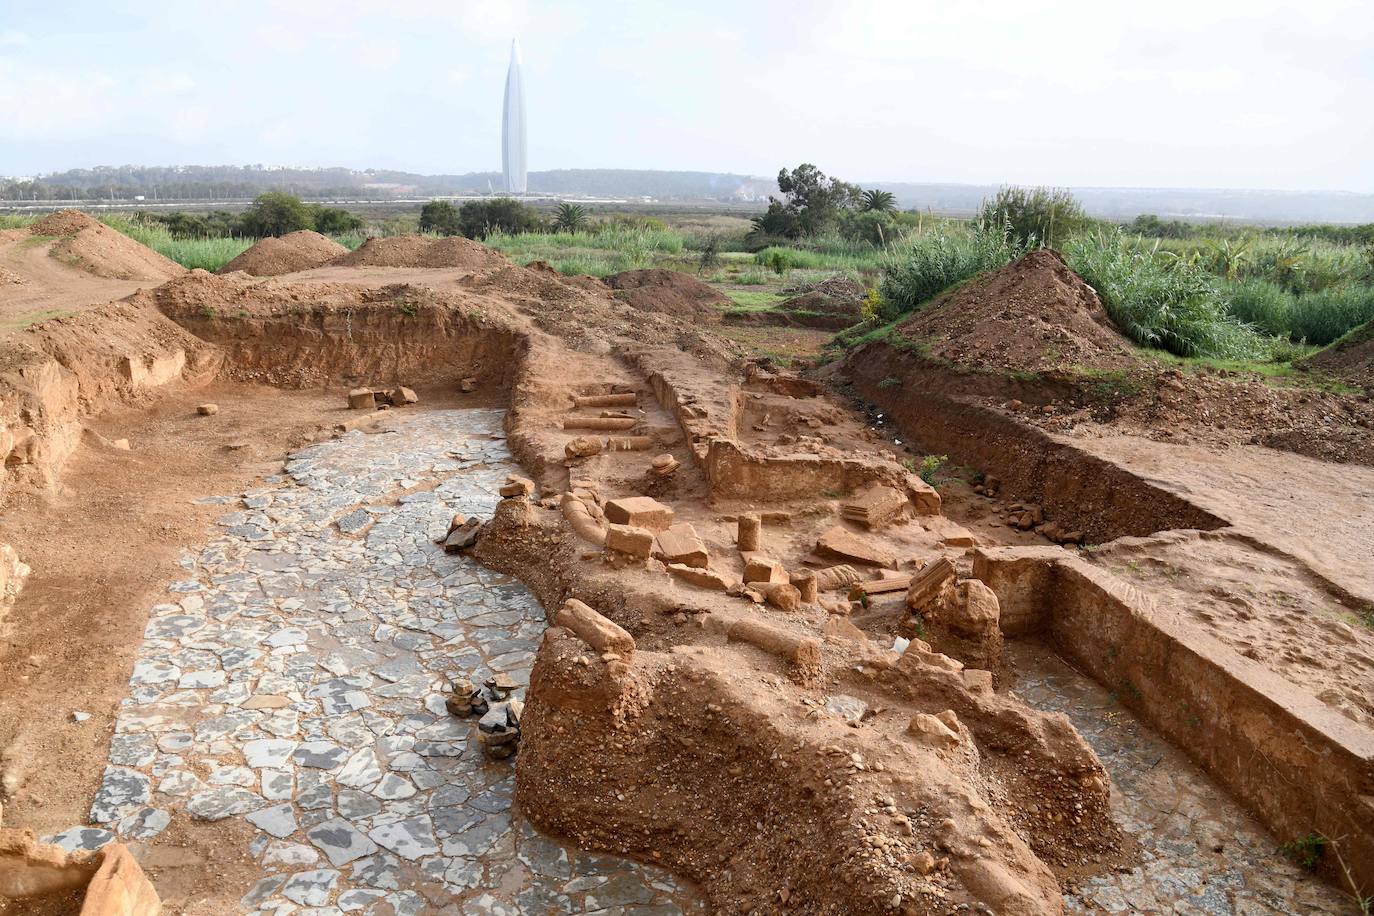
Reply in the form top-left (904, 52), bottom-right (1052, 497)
top-left (1288, 285), bottom-right (1374, 345)
top-left (419, 200), bottom-right (461, 236)
top-left (458, 198), bottom-right (544, 239)
top-left (839, 209), bottom-right (897, 246)
top-left (977, 186), bottom-right (1088, 249)
top-left (240, 191), bottom-right (314, 237)
top-left (877, 223), bottom-right (1026, 320)
top-left (1065, 230), bottom-right (1266, 359)
top-left (311, 206), bottom-right (363, 234)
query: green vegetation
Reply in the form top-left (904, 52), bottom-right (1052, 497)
top-left (553, 203), bottom-right (589, 233)
top-left (456, 198), bottom-right (544, 239)
top-left (878, 222), bottom-right (1027, 320)
top-left (1279, 833), bottom-right (1328, 870)
top-left (977, 185), bottom-right (1089, 249)
top-left (418, 200), bottom-right (460, 236)
top-left (101, 216), bottom-right (254, 271)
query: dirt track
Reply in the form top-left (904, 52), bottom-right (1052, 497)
top-left (0, 232), bottom-right (149, 332)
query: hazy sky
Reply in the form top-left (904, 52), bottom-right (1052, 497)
top-left (2, 0), bottom-right (1372, 191)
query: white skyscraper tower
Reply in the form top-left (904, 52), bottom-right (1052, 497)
top-left (502, 39), bottom-right (527, 195)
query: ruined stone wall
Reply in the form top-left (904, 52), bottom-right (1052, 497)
top-left (975, 546), bottom-right (1374, 892)
top-left (848, 342), bottom-right (1225, 542)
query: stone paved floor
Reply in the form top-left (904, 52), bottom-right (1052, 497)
top-left (46, 409), bottom-right (700, 915)
top-left (1006, 641), bottom-right (1353, 915)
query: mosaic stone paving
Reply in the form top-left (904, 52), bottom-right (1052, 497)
top-left (1006, 642), bottom-right (1353, 915)
top-left (46, 409), bottom-right (699, 914)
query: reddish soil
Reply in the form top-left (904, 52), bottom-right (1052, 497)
top-left (29, 210), bottom-right (184, 284)
top-left (603, 267), bottom-right (731, 320)
top-left (894, 249), bottom-right (1142, 373)
top-left (217, 230), bottom-right (346, 276)
top-left (331, 233), bottom-right (509, 271)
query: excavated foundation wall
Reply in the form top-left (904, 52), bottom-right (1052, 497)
top-left (160, 303), bottom-right (525, 391)
top-left (975, 546), bottom-right (1374, 893)
top-left (847, 343), bottom-right (1225, 542)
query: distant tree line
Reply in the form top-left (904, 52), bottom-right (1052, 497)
top-left (131, 192), bottom-right (363, 238)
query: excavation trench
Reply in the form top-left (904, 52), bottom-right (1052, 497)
top-left (0, 291), bottom-right (1363, 913)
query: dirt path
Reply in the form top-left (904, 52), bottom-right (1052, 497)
top-left (0, 233), bottom-right (149, 332)
top-left (1061, 429), bottom-right (1374, 603)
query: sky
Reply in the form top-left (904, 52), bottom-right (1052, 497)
top-left (2, 0), bottom-right (1372, 191)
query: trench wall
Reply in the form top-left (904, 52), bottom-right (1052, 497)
top-left (847, 342), bottom-right (1226, 542)
top-left (975, 546), bottom-right (1374, 892)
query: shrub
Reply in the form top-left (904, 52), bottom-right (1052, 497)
top-left (1288, 285), bottom-right (1374, 345)
top-left (553, 203), bottom-right (589, 233)
top-left (1065, 230), bottom-right (1266, 359)
top-left (877, 223), bottom-right (1025, 320)
top-left (458, 198), bottom-right (544, 239)
top-left (419, 200), bottom-right (461, 236)
top-left (311, 206), bottom-right (363, 234)
top-left (839, 209), bottom-right (897, 246)
top-left (240, 191), bottom-right (314, 237)
top-left (977, 186), bottom-right (1088, 249)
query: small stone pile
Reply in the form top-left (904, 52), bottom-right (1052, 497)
top-left (346, 386), bottom-right (419, 410)
top-left (446, 674), bottom-right (523, 759)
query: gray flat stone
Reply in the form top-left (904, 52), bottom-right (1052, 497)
top-left (90, 766), bottom-right (151, 824)
top-left (282, 867), bottom-right (340, 906)
top-left (246, 802), bottom-right (297, 838)
top-left (306, 816), bottom-right (379, 867)
top-left (367, 815), bottom-right (439, 860)
top-left (187, 786), bottom-right (261, 821)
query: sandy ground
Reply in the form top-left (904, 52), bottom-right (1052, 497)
top-left (0, 233), bottom-right (150, 332)
top-left (1062, 428), bottom-right (1374, 603)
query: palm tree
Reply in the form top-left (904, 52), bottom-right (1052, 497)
top-left (859, 189), bottom-right (897, 213)
top-left (553, 203), bottom-right (588, 233)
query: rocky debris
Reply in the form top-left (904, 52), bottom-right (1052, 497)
top-left (737, 513), bottom-right (762, 552)
top-left (573, 392), bottom-right (637, 408)
top-left (197, 403), bottom-right (219, 416)
top-left (564, 435), bottom-right (604, 461)
top-left (921, 578), bottom-right (1004, 669)
top-left (605, 523), bottom-right (655, 558)
top-left (347, 388), bottom-right (376, 410)
top-left (459, 376), bottom-right (478, 393)
top-left (823, 694), bottom-right (870, 725)
top-left (841, 485), bottom-right (909, 530)
top-left (554, 598), bottom-right (636, 657)
top-left (603, 496), bottom-right (674, 531)
top-left (0, 266), bottom-right (24, 285)
top-left (750, 581), bottom-right (802, 613)
top-left (852, 573), bottom-right (911, 597)
top-left (667, 564), bottom-right (732, 591)
top-left (815, 526), bottom-right (897, 568)
top-left (389, 386), bottom-right (419, 406)
top-left (791, 570), bottom-right (819, 604)
top-left (652, 523), bottom-right (709, 568)
top-left (907, 711), bottom-right (963, 751)
top-left (906, 557), bottom-right (957, 613)
top-left (650, 453), bottom-right (680, 476)
top-left (442, 515), bottom-right (483, 552)
top-left (477, 700), bottom-right (523, 760)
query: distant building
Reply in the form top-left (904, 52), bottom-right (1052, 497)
top-left (502, 40), bottom-right (527, 195)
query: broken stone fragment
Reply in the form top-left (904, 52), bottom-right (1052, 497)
top-left (605, 523), bottom-right (654, 558)
top-left (347, 388), bottom-right (376, 410)
top-left (554, 598), bottom-right (635, 657)
top-left (840, 485), bottom-right (909, 530)
top-left (197, 403), bottom-right (218, 416)
top-left (667, 564), bottom-right (732, 591)
top-left (906, 557), bottom-right (956, 613)
top-left (564, 436), bottom-right (603, 461)
top-left (813, 565), bottom-right (862, 592)
top-left (791, 569), bottom-right (818, 603)
top-left (908, 712), bottom-right (961, 750)
top-left (742, 553), bottom-right (788, 585)
top-left (726, 618), bottom-right (821, 679)
top-left (460, 376), bottom-right (478, 393)
top-left (815, 526), bottom-right (897, 568)
top-left (759, 582), bottom-right (802, 613)
top-left (390, 386), bottom-right (419, 406)
top-left (443, 518), bottom-right (482, 553)
top-left (961, 669), bottom-right (994, 694)
top-left (936, 579), bottom-right (1001, 639)
top-left (603, 496), bottom-right (674, 531)
top-left (561, 493), bottom-right (607, 546)
top-left (498, 475), bottom-right (534, 499)
top-left (652, 523), bottom-right (708, 568)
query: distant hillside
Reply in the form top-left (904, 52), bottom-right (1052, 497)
top-left (4, 165), bottom-right (1373, 224)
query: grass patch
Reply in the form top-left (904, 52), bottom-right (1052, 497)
top-left (725, 290), bottom-right (784, 311)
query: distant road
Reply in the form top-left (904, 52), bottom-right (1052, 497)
top-left (0, 196), bottom-right (780, 215)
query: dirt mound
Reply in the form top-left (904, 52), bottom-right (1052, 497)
top-left (217, 231), bottom-right (347, 276)
top-left (28, 210), bottom-right (102, 237)
top-left (330, 234), bottom-right (508, 272)
top-left (1301, 318), bottom-right (1374, 387)
top-left (27, 210), bottom-right (184, 283)
top-left (782, 274), bottom-right (865, 301)
top-left (894, 248), bottom-right (1142, 373)
top-left (604, 268), bottom-right (730, 321)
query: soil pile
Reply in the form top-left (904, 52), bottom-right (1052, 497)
top-left (604, 268), bottom-right (730, 321)
top-left (331, 234), bottom-right (508, 272)
top-left (894, 248), bottom-right (1141, 373)
top-left (217, 231), bottom-right (347, 276)
top-left (1301, 318), bottom-right (1374, 388)
top-left (28, 209), bottom-right (184, 283)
